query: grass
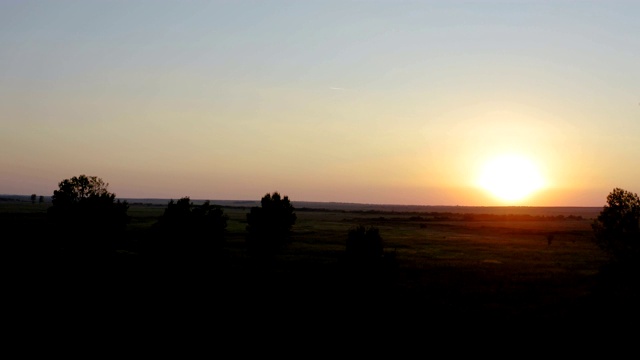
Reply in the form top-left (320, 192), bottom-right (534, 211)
top-left (4, 198), bottom-right (636, 329)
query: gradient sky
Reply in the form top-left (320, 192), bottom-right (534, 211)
top-left (1, 0), bottom-right (638, 206)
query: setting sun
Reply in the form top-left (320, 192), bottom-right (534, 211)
top-left (477, 154), bottom-right (545, 203)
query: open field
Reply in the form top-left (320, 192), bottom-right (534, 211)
top-left (4, 197), bottom-right (637, 330)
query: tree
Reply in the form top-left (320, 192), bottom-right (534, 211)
top-left (149, 197), bottom-right (228, 257)
top-left (31, 194), bottom-right (36, 204)
top-left (47, 175), bottom-right (129, 255)
top-left (343, 225), bottom-right (396, 289)
top-left (346, 225), bottom-right (384, 262)
top-left (592, 187), bottom-right (640, 265)
top-left (246, 192), bottom-right (296, 249)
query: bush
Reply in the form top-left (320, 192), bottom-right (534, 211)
top-left (47, 175), bottom-right (129, 256)
top-left (147, 197), bottom-right (228, 258)
top-left (346, 225), bottom-right (384, 261)
top-left (246, 192), bottom-right (296, 250)
top-left (592, 187), bottom-right (640, 265)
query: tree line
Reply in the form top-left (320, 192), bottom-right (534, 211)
top-left (40, 174), bottom-right (640, 271)
top-left (44, 174), bottom-right (389, 266)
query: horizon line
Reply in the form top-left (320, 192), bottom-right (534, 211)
top-left (1, 194), bottom-right (604, 208)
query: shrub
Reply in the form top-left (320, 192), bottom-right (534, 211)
top-left (592, 187), bottom-right (640, 265)
top-left (246, 192), bottom-right (296, 250)
top-left (346, 225), bottom-right (384, 261)
top-left (47, 175), bottom-right (129, 256)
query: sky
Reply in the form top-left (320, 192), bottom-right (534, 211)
top-left (1, 0), bottom-right (638, 207)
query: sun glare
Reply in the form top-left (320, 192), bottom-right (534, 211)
top-left (477, 154), bottom-right (545, 203)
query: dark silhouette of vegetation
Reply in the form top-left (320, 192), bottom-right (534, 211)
top-left (6, 189), bottom-right (639, 324)
top-left (590, 188), bottom-right (640, 318)
top-left (346, 225), bottom-right (384, 262)
top-left (30, 194), bottom-right (36, 204)
top-left (592, 187), bottom-right (640, 265)
top-left (47, 174), bottom-right (129, 256)
top-left (39, 195), bottom-right (44, 204)
top-left (146, 197), bottom-right (228, 259)
top-left (443, 213), bottom-right (583, 221)
top-left (246, 192), bottom-right (296, 250)
top-left (342, 225), bottom-right (397, 292)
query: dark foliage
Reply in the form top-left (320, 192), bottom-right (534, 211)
top-left (342, 225), bottom-right (397, 291)
top-left (346, 225), bottom-right (384, 261)
top-left (590, 188), bottom-right (640, 318)
top-left (47, 174), bottom-right (129, 255)
top-left (246, 192), bottom-right (296, 249)
top-left (145, 197), bottom-right (228, 259)
top-left (592, 187), bottom-right (640, 265)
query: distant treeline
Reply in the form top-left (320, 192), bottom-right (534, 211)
top-left (452, 214), bottom-right (583, 221)
top-left (430, 213), bottom-right (584, 221)
top-left (0, 196), bottom-right (50, 202)
top-left (342, 212), bottom-right (584, 222)
top-left (2, 194), bottom-right (598, 219)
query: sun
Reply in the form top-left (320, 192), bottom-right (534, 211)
top-left (477, 154), bottom-right (545, 203)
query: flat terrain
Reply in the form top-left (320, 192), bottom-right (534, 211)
top-left (4, 197), bottom-right (636, 330)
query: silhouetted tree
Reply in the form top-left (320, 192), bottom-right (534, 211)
top-left (47, 175), bottom-right (129, 256)
top-left (31, 194), bottom-right (36, 204)
top-left (346, 225), bottom-right (384, 262)
top-left (592, 187), bottom-right (640, 265)
top-left (246, 192), bottom-right (296, 250)
top-left (148, 197), bottom-right (228, 259)
top-left (342, 225), bottom-right (396, 291)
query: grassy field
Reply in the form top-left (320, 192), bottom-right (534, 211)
top-left (4, 197), bottom-right (637, 329)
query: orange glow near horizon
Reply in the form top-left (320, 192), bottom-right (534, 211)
top-left (477, 154), bottom-right (545, 204)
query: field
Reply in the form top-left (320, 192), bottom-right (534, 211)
top-left (3, 197), bottom-right (637, 330)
